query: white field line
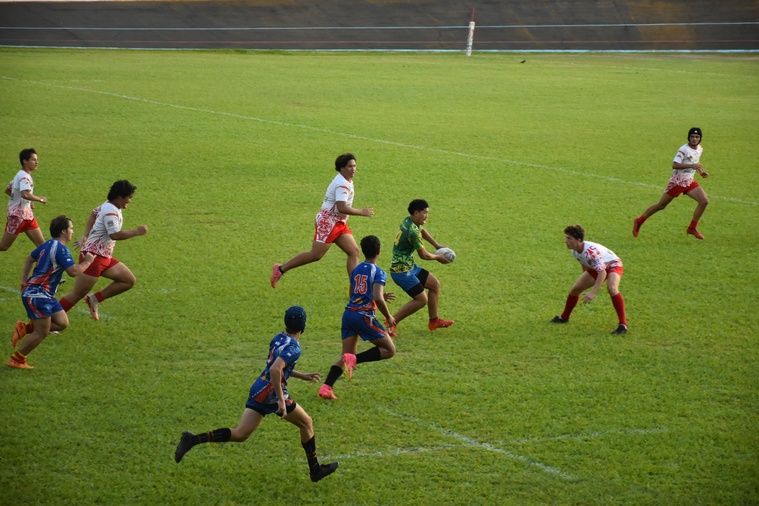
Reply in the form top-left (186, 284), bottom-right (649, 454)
top-left (380, 408), bottom-right (576, 480)
top-left (325, 408), bottom-right (668, 481)
top-left (2, 76), bottom-right (757, 207)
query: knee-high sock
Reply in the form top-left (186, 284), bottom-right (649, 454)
top-left (561, 295), bottom-right (580, 320)
top-left (611, 293), bottom-right (627, 326)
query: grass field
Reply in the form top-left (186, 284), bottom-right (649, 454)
top-left (0, 48), bottom-right (757, 505)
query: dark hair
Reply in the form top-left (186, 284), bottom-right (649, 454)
top-left (50, 215), bottom-right (72, 238)
top-left (564, 225), bottom-right (585, 241)
top-left (19, 148), bottom-right (37, 166)
top-left (688, 127), bottom-right (702, 143)
top-left (360, 235), bottom-right (381, 258)
top-left (107, 180), bottom-right (137, 201)
top-left (334, 153), bottom-right (356, 171)
top-left (284, 306), bottom-right (307, 333)
top-left (408, 199), bottom-right (429, 215)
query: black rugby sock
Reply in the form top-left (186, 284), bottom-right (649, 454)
top-left (194, 428), bottom-right (231, 445)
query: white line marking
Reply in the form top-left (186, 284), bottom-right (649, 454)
top-left (381, 408), bottom-right (576, 480)
top-left (2, 76), bottom-right (756, 207)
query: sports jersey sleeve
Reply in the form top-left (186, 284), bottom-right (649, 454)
top-left (55, 244), bottom-right (76, 271)
top-left (334, 182), bottom-right (352, 202)
top-left (103, 210), bottom-right (123, 235)
top-left (276, 342), bottom-right (301, 368)
top-left (17, 174), bottom-right (33, 193)
top-left (409, 226), bottom-right (424, 251)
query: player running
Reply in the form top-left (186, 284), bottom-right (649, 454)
top-left (58, 180), bottom-right (148, 320)
top-left (318, 235), bottom-right (396, 400)
top-left (271, 153), bottom-right (374, 288)
top-left (1, 148), bottom-right (48, 251)
top-left (386, 199), bottom-right (453, 337)
top-left (9, 216), bottom-right (94, 369)
top-left (633, 127), bottom-right (710, 239)
top-left (174, 306), bottom-right (338, 483)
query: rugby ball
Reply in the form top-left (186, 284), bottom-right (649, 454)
top-left (435, 247), bottom-right (456, 263)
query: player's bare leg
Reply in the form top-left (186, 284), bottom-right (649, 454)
top-left (24, 227), bottom-right (45, 247)
top-left (59, 273), bottom-right (98, 308)
top-left (634, 193), bottom-right (674, 236)
top-left (334, 233), bottom-right (361, 277)
top-left (392, 291), bottom-right (427, 326)
top-left (230, 408), bottom-right (265, 442)
top-left (280, 241), bottom-right (332, 273)
top-left (98, 263), bottom-right (137, 300)
top-left (0, 231), bottom-right (19, 251)
top-left (685, 186), bottom-right (709, 239)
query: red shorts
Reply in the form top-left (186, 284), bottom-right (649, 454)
top-left (5, 215), bottom-right (39, 234)
top-left (665, 180), bottom-right (699, 197)
top-left (81, 252), bottom-right (120, 277)
top-left (314, 219), bottom-right (352, 244)
top-left (586, 265), bottom-right (624, 280)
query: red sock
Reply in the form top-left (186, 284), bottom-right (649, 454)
top-left (59, 297), bottom-right (74, 312)
top-left (689, 220), bottom-right (699, 229)
top-left (637, 215), bottom-right (647, 224)
top-left (11, 351), bottom-right (27, 362)
top-left (611, 293), bottom-right (627, 326)
top-left (95, 291), bottom-right (105, 303)
top-left (561, 295), bottom-right (580, 320)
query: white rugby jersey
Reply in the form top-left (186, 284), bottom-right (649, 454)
top-left (318, 173), bottom-right (354, 222)
top-left (82, 202), bottom-right (123, 258)
top-left (572, 241), bottom-right (622, 272)
top-left (7, 170), bottom-right (34, 219)
top-left (669, 143), bottom-right (703, 187)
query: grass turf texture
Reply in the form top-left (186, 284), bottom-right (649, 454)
top-left (0, 48), bottom-right (757, 505)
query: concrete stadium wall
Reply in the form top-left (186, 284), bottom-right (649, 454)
top-left (0, 0), bottom-right (757, 51)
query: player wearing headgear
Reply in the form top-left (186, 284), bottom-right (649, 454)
top-left (633, 127), bottom-right (710, 239)
top-left (174, 306), bottom-right (338, 482)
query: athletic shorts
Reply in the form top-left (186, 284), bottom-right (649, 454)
top-left (5, 215), bottom-right (39, 234)
top-left (81, 252), bottom-right (120, 277)
top-left (246, 398), bottom-right (297, 417)
top-left (391, 265), bottom-right (429, 298)
top-left (314, 214), bottom-right (351, 244)
top-left (586, 265), bottom-right (624, 280)
top-left (22, 293), bottom-right (63, 320)
top-left (665, 180), bottom-right (699, 197)
top-left (342, 309), bottom-right (388, 341)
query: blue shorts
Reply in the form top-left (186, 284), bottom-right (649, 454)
top-left (22, 293), bottom-right (63, 320)
top-left (246, 377), bottom-right (295, 415)
top-left (342, 309), bottom-right (387, 341)
top-left (246, 396), bottom-right (296, 417)
top-left (391, 265), bottom-right (429, 297)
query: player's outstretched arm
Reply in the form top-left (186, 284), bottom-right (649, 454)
top-left (109, 225), bottom-right (149, 241)
top-left (291, 370), bottom-right (321, 383)
top-left (66, 252), bottom-right (95, 277)
top-left (336, 200), bottom-right (374, 217)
